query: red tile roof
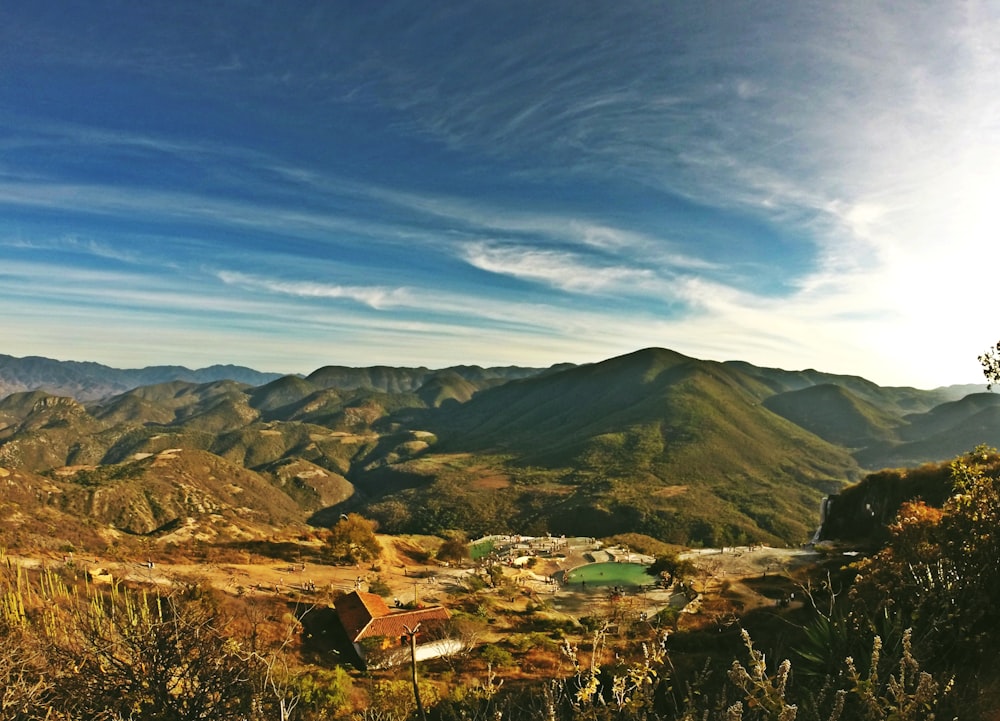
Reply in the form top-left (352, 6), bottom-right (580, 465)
top-left (335, 590), bottom-right (449, 643)
top-left (361, 606), bottom-right (450, 641)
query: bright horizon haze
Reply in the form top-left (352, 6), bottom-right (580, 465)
top-left (2, 2), bottom-right (998, 388)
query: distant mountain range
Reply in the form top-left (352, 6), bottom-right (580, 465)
top-left (0, 349), bottom-right (992, 550)
top-left (0, 354), bottom-right (286, 401)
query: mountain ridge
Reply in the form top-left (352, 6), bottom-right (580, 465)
top-left (0, 348), bottom-right (995, 550)
top-left (0, 354), bottom-right (287, 402)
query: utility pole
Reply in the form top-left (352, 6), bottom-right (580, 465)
top-left (403, 622), bottom-right (427, 721)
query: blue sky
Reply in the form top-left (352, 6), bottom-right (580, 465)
top-left (1, 2), bottom-right (997, 387)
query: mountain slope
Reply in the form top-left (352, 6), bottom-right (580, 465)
top-left (855, 396), bottom-right (1000, 469)
top-left (763, 383), bottom-right (904, 448)
top-left (357, 349), bottom-right (859, 544)
top-left (0, 347), bottom-right (996, 550)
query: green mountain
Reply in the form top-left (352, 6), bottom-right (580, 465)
top-left (358, 348), bottom-right (854, 544)
top-left (0, 348), bottom-right (995, 550)
top-left (763, 383), bottom-right (904, 448)
top-left (854, 394), bottom-right (1000, 469)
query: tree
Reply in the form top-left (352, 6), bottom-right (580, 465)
top-left (292, 667), bottom-right (354, 720)
top-left (436, 534), bottom-right (470, 566)
top-left (980, 341), bottom-right (1000, 389)
top-left (328, 513), bottom-right (381, 565)
top-left (852, 447), bottom-right (1000, 665)
top-left (645, 552), bottom-right (696, 584)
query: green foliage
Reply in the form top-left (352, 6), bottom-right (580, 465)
top-left (511, 631), bottom-right (559, 653)
top-left (486, 564), bottom-right (504, 588)
top-left (979, 341), bottom-right (1000, 389)
top-left (601, 533), bottom-right (683, 558)
top-left (59, 461), bottom-right (142, 488)
top-left (458, 573), bottom-right (487, 593)
top-left (652, 605), bottom-right (679, 628)
top-left (367, 574), bottom-right (391, 597)
top-left (369, 678), bottom-right (439, 721)
top-left (480, 643), bottom-right (515, 668)
top-left (289, 666), bottom-right (354, 719)
top-left (469, 539), bottom-right (495, 561)
top-left (327, 513), bottom-right (381, 564)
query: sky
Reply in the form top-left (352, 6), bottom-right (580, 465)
top-left (1, 2), bottom-right (998, 388)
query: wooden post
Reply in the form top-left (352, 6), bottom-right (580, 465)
top-left (403, 622), bottom-right (426, 721)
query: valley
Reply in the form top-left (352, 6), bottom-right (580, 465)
top-left (1, 347), bottom-right (995, 554)
top-left (2, 349), bottom-right (998, 719)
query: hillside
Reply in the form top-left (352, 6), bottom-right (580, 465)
top-left (0, 348), bottom-right (996, 551)
top-left (0, 448), bottom-right (321, 551)
top-left (763, 383), bottom-right (904, 447)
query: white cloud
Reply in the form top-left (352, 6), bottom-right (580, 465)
top-left (5, 3), bottom-right (1000, 387)
top-left (460, 241), bottom-right (660, 295)
top-left (217, 271), bottom-right (412, 310)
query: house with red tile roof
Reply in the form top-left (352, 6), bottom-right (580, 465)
top-left (334, 590), bottom-right (459, 667)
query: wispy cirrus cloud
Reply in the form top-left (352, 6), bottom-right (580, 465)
top-left (217, 271), bottom-right (413, 311)
top-left (3, 2), bottom-right (1000, 385)
top-left (460, 241), bottom-right (660, 295)
top-left (2, 233), bottom-right (152, 266)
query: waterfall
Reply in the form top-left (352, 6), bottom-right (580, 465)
top-left (810, 496), bottom-right (830, 544)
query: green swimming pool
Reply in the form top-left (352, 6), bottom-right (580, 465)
top-left (564, 562), bottom-right (651, 588)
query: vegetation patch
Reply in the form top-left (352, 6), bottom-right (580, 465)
top-left (470, 539), bottom-right (495, 561)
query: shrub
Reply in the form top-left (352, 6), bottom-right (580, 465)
top-left (367, 575), bottom-right (391, 597)
top-left (480, 643), bottom-right (515, 668)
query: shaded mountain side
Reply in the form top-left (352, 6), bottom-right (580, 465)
top-left (763, 383), bottom-right (904, 448)
top-left (724, 361), bottom-right (980, 413)
top-left (849, 394), bottom-right (1000, 470)
top-left (899, 393), bottom-right (1000, 440)
top-left (358, 461), bottom-right (832, 546)
top-left (854, 406), bottom-right (1000, 470)
top-left (416, 370), bottom-right (481, 407)
top-left (305, 363), bottom-right (553, 395)
top-left (0, 354), bottom-right (283, 401)
top-left (249, 375), bottom-right (320, 412)
top-left (425, 348), bottom-right (706, 457)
